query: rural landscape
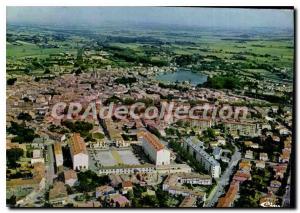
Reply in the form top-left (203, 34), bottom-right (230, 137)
top-left (6, 7), bottom-right (294, 208)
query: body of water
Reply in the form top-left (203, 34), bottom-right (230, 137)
top-left (155, 69), bottom-right (207, 85)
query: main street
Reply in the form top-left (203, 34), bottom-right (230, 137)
top-left (45, 144), bottom-right (55, 186)
top-left (282, 172), bottom-right (291, 207)
top-left (204, 143), bottom-right (241, 207)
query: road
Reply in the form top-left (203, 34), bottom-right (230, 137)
top-left (45, 144), bottom-right (56, 186)
top-left (282, 172), bottom-right (291, 207)
top-left (17, 144), bottom-right (56, 207)
top-left (204, 144), bottom-right (241, 207)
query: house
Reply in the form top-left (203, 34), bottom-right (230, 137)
top-left (121, 181), bottom-right (133, 194)
top-left (233, 171), bottom-right (251, 182)
top-left (245, 150), bottom-right (253, 159)
top-left (279, 149), bottom-right (291, 163)
top-left (270, 180), bottom-right (281, 188)
top-left (64, 170), bottom-right (78, 187)
top-left (244, 141), bottom-right (253, 147)
top-left (96, 185), bottom-right (115, 198)
top-left (210, 141), bottom-right (219, 148)
top-left (163, 173), bottom-right (211, 191)
top-left (31, 149), bottom-right (45, 164)
top-left (256, 160), bottom-right (266, 169)
top-left (217, 136), bottom-right (226, 145)
top-left (217, 181), bottom-right (239, 207)
top-left (239, 160), bottom-right (251, 172)
top-left (259, 193), bottom-right (278, 207)
top-left (272, 136), bottom-right (280, 143)
top-left (260, 153), bottom-right (269, 161)
top-left (273, 164), bottom-right (287, 179)
top-left (69, 133), bottom-right (89, 171)
top-left (109, 194), bottom-right (130, 207)
top-left (250, 143), bottom-right (259, 149)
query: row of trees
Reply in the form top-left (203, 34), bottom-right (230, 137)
top-left (7, 122), bottom-right (38, 143)
top-left (200, 74), bottom-right (242, 90)
top-left (169, 140), bottom-right (206, 174)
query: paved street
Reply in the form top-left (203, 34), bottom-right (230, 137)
top-left (45, 144), bottom-right (55, 186)
top-left (204, 144), bottom-right (241, 207)
top-left (282, 172), bottom-right (291, 207)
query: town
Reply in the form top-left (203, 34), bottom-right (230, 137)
top-left (6, 7), bottom-right (294, 208)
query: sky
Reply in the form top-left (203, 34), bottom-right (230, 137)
top-left (6, 7), bottom-right (294, 30)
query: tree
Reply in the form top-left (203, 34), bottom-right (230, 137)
top-left (76, 170), bottom-right (109, 193)
top-left (140, 195), bottom-right (159, 207)
top-left (204, 128), bottom-right (216, 138)
top-left (17, 112), bottom-right (32, 121)
top-left (7, 122), bottom-right (38, 143)
top-left (7, 148), bottom-right (24, 168)
top-left (7, 78), bottom-right (17, 86)
top-left (6, 195), bottom-right (16, 207)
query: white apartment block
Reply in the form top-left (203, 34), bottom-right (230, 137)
top-left (184, 137), bottom-right (221, 179)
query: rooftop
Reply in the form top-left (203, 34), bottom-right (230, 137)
top-left (139, 131), bottom-right (164, 151)
top-left (69, 133), bottom-right (87, 155)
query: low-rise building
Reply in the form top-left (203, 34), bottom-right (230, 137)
top-left (245, 150), bottom-right (254, 159)
top-left (217, 181), bottom-right (239, 207)
top-left (256, 160), bottom-right (266, 169)
top-left (223, 120), bottom-right (261, 137)
top-left (96, 185), bottom-right (115, 198)
top-left (260, 153), bottom-right (269, 161)
top-left (109, 194), bottom-right (130, 207)
top-left (31, 149), bottom-right (45, 164)
top-left (121, 181), bottom-right (133, 194)
top-left (64, 170), bottom-right (77, 187)
top-left (98, 164), bottom-right (156, 175)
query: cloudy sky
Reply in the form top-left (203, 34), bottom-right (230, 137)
top-left (6, 7), bottom-right (294, 29)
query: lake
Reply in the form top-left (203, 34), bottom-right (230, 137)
top-left (155, 69), bottom-right (207, 85)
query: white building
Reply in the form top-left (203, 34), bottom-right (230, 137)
top-left (31, 149), bottom-right (45, 164)
top-left (245, 150), bottom-right (254, 159)
top-left (98, 165), bottom-right (156, 175)
top-left (69, 133), bottom-right (89, 171)
top-left (138, 131), bottom-right (170, 166)
top-left (184, 137), bottom-right (221, 179)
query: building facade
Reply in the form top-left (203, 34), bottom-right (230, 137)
top-left (184, 137), bottom-right (221, 178)
top-left (69, 133), bottom-right (89, 171)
